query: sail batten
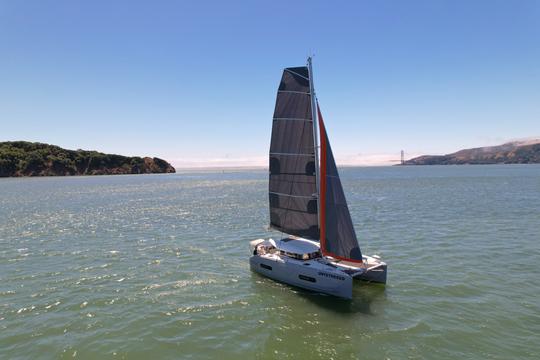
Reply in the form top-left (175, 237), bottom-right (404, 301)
top-left (273, 118), bottom-right (313, 122)
top-left (269, 66), bottom-right (319, 240)
top-left (269, 152), bottom-right (313, 156)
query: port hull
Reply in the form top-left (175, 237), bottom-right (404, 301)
top-left (249, 238), bottom-right (387, 299)
top-left (249, 254), bottom-right (353, 299)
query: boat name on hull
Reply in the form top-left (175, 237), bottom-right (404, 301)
top-left (318, 272), bottom-right (345, 281)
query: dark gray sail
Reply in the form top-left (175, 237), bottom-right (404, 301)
top-left (268, 67), bottom-right (319, 239)
top-left (318, 105), bottom-right (363, 262)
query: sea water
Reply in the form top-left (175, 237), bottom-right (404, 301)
top-left (1, 165), bottom-right (539, 359)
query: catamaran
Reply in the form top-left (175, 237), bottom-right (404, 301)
top-left (249, 58), bottom-right (387, 299)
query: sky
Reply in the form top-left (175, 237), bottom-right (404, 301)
top-left (1, 0), bottom-right (539, 167)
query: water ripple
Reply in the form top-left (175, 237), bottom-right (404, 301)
top-left (0, 167), bottom-right (539, 359)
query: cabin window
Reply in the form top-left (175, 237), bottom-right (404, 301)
top-left (279, 250), bottom-right (303, 260)
top-left (260, 263), bottom-right (272, 271)
top-left (298, 275), bottom-right (316, 283)
top-left (279, 250), bottom-right (307, 260)
top-left (279, 250), bottom-right (322, 261)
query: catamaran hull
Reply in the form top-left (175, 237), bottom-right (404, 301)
top-left (354, 264), bottom-right (387, 284)
top-left (249, 255), bottom-right (353, 300)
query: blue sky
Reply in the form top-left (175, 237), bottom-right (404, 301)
top-left (1, 0), bottom-right (539, 167)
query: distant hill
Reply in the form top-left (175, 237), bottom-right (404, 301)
top-left (402, 139), bottom-right (540, 165)
top-left (0, 141), bottom-right (175, 177)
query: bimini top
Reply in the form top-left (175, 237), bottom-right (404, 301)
top-left (275, 237), bottom-right (319, 255)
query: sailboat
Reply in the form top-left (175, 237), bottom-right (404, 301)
top-left (249, 58), bottom-right (387, 299)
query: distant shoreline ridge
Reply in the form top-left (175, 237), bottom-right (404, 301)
top-left (0, 141), bottom-right (175, 177)
top-left (401, 139), bottom-right (540, 165)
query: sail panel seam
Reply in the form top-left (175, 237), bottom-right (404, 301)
top-left (273, 118), bottom-right (313, 122)
top-left (270, 191), bottom-right (316, 199)
top-left (270, 152), bottom-right (314, 156)
top-left (271, 207), bottom-right (317, 214)
top-left (278, 90), bottom-right (310, 95)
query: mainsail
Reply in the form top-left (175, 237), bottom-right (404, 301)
top-left (269, 66), bottom-right (319, 239)
top-left (318, 104), bottom-right (363, 262)
top-left (268, 62), bottom-right (363, 263)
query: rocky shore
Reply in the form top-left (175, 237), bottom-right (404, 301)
top-left (0, 141), bottom-right (175, 177)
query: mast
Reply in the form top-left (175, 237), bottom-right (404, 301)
top-left (307, 57), bottom-right (320, 226)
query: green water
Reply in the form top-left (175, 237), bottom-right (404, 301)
top-left (1, 165), bottom-right (539, 359)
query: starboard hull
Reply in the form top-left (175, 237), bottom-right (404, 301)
top-left (329, 254), bottom-right (387, 285)
top-left (353, 263), bottom-right (387, 284)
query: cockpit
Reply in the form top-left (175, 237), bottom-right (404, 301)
top-left (253, 237), bottom-right (321, 261)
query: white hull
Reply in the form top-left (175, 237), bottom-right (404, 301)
top-left (250, 253), bottom-right (354, 299)
top-left (249, 238), bottom-right (387, 299)
top-left (353, 259), bottom-right (387, 284)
